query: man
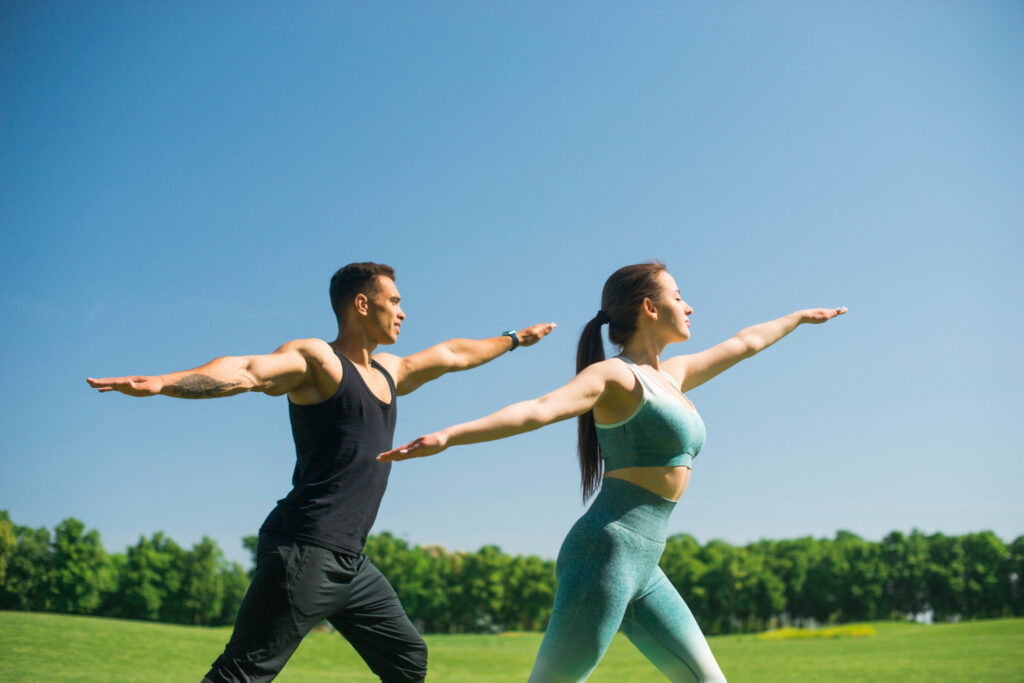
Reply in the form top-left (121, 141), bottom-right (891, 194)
top-left (87, 262), bottom-right (555, 682)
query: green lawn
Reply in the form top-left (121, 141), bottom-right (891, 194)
top-left (1, 612), bottom-right (1022, 681)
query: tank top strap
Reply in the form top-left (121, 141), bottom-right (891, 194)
top-left (370, 358), bottom-right (397, 400)
top-left (615, 356), bottom-right (661, 395)
top-left (330, 347), bottom-right (396, 407)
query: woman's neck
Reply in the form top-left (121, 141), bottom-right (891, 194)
top-left (619, 333), bottom-right (666, 369)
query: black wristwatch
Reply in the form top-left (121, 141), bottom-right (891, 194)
top-left (502, 329), bottom-right (520, 350)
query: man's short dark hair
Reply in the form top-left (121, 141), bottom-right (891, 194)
top-left (330, 262), bottom-right (396, 322)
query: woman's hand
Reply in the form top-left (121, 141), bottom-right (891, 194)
top-left (800, 307), bottom-right (847, 324)
top-left (377, 431), bottom-right (450, 462)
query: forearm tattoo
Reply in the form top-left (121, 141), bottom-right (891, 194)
top-left (165, 374), bottom-right (240, 399)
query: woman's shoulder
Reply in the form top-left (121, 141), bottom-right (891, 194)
top-left (582, 356), bottom-right (637, 389)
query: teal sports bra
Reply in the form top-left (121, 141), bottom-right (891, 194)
top-left (596, 357), bottom-right (707, 470)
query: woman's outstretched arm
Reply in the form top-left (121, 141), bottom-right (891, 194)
top-left (377, 363), bottom-right (613, 462)
top-left (663, 307), bottom-right (847, 392)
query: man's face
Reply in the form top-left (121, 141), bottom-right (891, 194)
top-left (365, 276), bottom-right (405, 345)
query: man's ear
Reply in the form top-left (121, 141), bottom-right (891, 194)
top-left (354, 292), bottom-right (369, 316)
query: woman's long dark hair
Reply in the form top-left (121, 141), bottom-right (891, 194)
top-left (576, 262), bottom-right (667, 502)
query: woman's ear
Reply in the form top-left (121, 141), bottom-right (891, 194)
top-left (641, 296), bottom-right (658, 320)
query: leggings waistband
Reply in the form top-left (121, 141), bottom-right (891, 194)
top-left (587, 477), bottom-right (677, 538)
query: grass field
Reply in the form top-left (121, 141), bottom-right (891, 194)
top-left (2, 612), bottom-right (1022, 681)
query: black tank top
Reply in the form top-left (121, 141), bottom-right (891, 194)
top-left (259, 347), bottom-right (397, 555)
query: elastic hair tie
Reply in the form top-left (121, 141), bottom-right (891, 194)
top-left (595, 310), bottom-right (610, 324)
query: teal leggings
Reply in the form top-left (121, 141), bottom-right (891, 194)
top-left (529, 478), bottom-right (725, 682)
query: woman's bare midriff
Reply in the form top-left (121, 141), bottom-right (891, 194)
top-left (604, 465), bottom-right (691, 501)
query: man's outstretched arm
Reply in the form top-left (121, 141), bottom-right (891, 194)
top-left (378, 323), bottom-right (556, 396)
top-left (87, 340), bottom-right (315, 399)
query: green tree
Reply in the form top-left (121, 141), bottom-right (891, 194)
top-left (742, 541), bottom-right (787, 630)
top-left (101, 552), bottom-right (127, 617)
top-left (1008, 535), bottom-right (1024, 617)
top-left (834, 531), bottom-right (887, 621)
top-left (448, 545), bottom-right (512, 633)
top-left (960, 531), bottom-right (1009, 618)
top-left (0, 511), bottom-right (17, 587)
top-left (399, 545), bottom-right (453, 633)
top-left (114, 533), bottom-right (184, 621)
top-left (881, 530), bottom-right (929, 618)
top-left (698, 540), bottom-right (786, 634)
top-left (498, 554), bottom-right (556, 631)
top-left (0, 519), bottom-right (51, 611)
top-left (926, 533), bottom-right (967, 620)
top-left (766, 536), bottom-right (824, 625)
top-left (164, 537), bottom-right (225, 625)
top-left (48, 518), bottom-right (113, 614)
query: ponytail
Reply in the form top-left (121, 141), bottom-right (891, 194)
top-left (575, 262), bottom-right (667, 503)
top-left (576, 313), bottom-right (609, 502)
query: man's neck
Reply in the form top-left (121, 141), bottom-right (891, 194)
top-left (332, 328), bottom-right (377, 369)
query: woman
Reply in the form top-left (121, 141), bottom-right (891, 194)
top-left (378, 262), bottom-right (846, 682)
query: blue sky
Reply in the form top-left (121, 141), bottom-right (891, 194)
top-left (1, 2), bottom-right (1021, 567)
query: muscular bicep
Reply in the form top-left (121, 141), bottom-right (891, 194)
top-left (664, 336), bottom-right (752, 392)
top-left (389, 344), bottom-right (457, 395)
top-left (244, 342), bottom-right (314, 396)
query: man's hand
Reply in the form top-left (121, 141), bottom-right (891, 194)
top-left (381, 322), bottom-right (559, 396)
top-left (87, 376), bottom-right (165, 397)
top-left (85, 342), bottom-right (314, 400)
top-left (515, 322), bottom-right (557, 347)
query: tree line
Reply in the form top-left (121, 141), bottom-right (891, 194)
top-left (2, 511), bottom-right (1021, 634)
top-left (0, 511), bottom-right (249, 626)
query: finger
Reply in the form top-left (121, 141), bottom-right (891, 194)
top-left (378, 442), bottom-right (414, 459)
top-left (522, 322), bottom-right (557, 345)
top-left (380, 449), bottom-right (413, 462)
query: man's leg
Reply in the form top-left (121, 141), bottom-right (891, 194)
top-left (327, 554), bottom-right (427, 683)
top-left (204, 535), bottom-right (327, 682)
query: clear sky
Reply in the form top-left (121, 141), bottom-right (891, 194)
top-left (2, 2), bottom-right (1021, 568)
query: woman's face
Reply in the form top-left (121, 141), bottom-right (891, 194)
top-left (653, 271), bottom-right (693, 342)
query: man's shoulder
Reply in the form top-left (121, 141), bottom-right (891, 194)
top-left (283, 339), bottom-right (343, 402)
top-left (278, 338), bottom-right (337, 370)
top-left (280, 337), bottom-right (333, 353)
top-left (371, 352), bottom-right (402, 379)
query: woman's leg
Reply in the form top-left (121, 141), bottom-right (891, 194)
top-left (619, 568), bottom-right (726, 682)
top-left (528, 518), bottom-right (644, 683)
